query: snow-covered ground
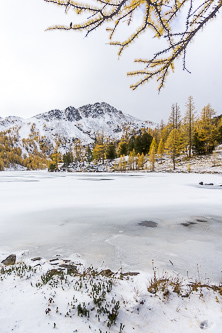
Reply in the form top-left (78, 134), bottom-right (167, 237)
top-left (62, 152), bottom-right (222, 173)
top-left (154, 154), bottom-right (222, 174)
top-left (0, 171), bottom-right (222, 332)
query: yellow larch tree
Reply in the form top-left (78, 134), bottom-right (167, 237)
top-left (157, 138), bottom-right (164, 163)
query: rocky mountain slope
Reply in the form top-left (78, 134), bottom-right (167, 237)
top-left (0, 102), bottom-right (152, 155)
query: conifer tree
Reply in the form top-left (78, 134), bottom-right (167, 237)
top-left (63, 151), bottom-right (74, 166)
top-left (192, 130), bottom-right (205, 155)
top-left (93, 144), bottom-right (106, 163)
top-left (134, 153), bottom-right (140, 170)
top-left (149, 138), bottom-right (157, 154)
top-left (118, 155), bottom-right (126, 171)
top-left (134, 132), bottom-right (152, 155)
top-left (168, 103), bottom-right (181, 131)
top-left (49, 146), bottom-right (61, 171)
top-left (0, 158), bottom-right (4, 171)
top-left (106, 142), bottom-right (116, 160)
top-left (138, 153), bottom-right (145, 170)
top-left (183, 96), bottom-right (196, 157)
top-left (113, 159), bottom-right (118, 171)
top-left (165, 128), bottom-right (183, 170)
top-left (85, 145), bottom-right (93, 162)
top-left (93, 133), bottom-right (106, 163)
top-left (73, 138), bottom-right (83, 162)
top-left (127, 150), bottom-right (135, 170)
top-left (196, 104), bottom-right (217, 154)
top-left (157, 138), bottom-right (164, 163)
top-left (122, 155), bottom-right (127, 171)
top-left (117, 139), bottom-right (128, 157)
top-left (217, 117), bottom-right (222, 144)
top-left (160, 125), bottom-right (170, 144)
top-left (149, 146), bottom-right (156, 171)
top-left (160, 119), bottom-right (165, 131)
top-left (151, 126), bottom-right (161, 147)
top-left (127, 135), bottom-right (135, 154)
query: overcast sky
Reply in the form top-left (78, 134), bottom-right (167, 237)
top-left (0, 0), bottom-right (221, 123)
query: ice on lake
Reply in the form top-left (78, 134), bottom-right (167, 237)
top-left (0, 171), bottom-right (222, 281)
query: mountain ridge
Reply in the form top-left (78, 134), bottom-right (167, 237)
top-left (0, 102), bottom-right (153, 155)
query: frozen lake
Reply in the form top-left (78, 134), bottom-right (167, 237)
top-left (0, 171), bottom-right (222, 281)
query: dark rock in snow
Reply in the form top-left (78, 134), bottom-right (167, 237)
top-left (50, 258), bottom-right (60, 262)
top-left (100, 269), bottom-right (114, 277)
top-left (31, 257), bottom-right (42, 261)
top-left (121, 272), bottom-right (140, 277)
top-left (59, 264), bottom-right (78, 275)
top-left (45, 308), bottom-right (51, 314)
top-left (199, 181), bottom-right (214, 186)
top-left (1, 254), bottom-right (16, 266)
top-left (65, 106), bottom-right (82, 121)
top-left (200, 320), bottom-right (208, 329)
top-left (35, 109), bottom-right (63, 122)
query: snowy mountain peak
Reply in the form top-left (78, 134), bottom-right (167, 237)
top-left (78, 102), bottom-right (123, 119)
top-left (0, 102), bottom-right (154, 155)
top-left (33, 102), bottom-right (139, 123)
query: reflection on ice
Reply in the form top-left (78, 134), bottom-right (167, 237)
top-left (138, 221), bottom-right (158, 227)
top-left (0, 171), bottom-right (222, 282)
top-left (78, 177), bottom-right (114, 181)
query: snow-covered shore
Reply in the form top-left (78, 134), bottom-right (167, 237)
top-left (1, 252), bottom-right (222, 333)
top-left (59, 153), bottom-right (222, 174)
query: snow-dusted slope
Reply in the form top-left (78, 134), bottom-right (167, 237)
top-left (0, 102), bottom-right (153, 153)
